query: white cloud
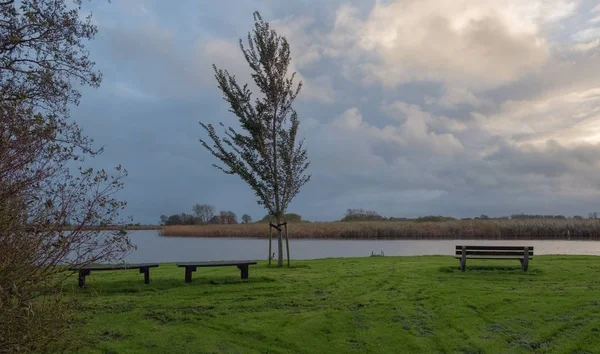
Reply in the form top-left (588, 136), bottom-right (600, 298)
top-left (570, 5), bottom-right (600, 51)
top-left (426, 87), bottom-right (484, 108)
top-left (333, 107), bottom-right (363, 129)
top-left (201, 39), bottom-right (250, 85)
top-left (271, 16), bottom-right (322, 70)
top-left (591, 4), bottom-right (600, 22)
top-left (475, 88), bottom-right (600, 147)
top-left (297, 73), bottom-right (335, 104)
top-left (333, 105), bottom-right (464, 157)
top-left (572, 38), bottom-right (600, 51)
top-left (573, 27), bottom-right (600, 42)
top-left (382, 101), bottom-right (467, 133)
top-left (270, 16), bottom-right (335, 103)
top-left (324, 0), bottom-right (578, 90)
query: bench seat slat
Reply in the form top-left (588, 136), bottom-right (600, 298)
top-left (70, 263), bottom-right (159, 271)
top-left (176, 260), bottom-right (257, 268)
top-left (454, 256), bottom-right (533, 259)
top-left (455, 251), bottom-right (534, 256)
top-left (455, 246), bottom-right (534, 251)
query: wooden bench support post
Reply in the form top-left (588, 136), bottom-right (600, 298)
top-left (139, 267), bottom-right (150, 284)
top-left (237, 264), bottom-right (249, 279)
top-left (460, 246), bottom-right (467, 272)
top-left (78, 269), bottom-right (90, 288)
top-left (185, 266), bottom-right (196, 283)
top-left (522, 247), bottom-right (529, 272)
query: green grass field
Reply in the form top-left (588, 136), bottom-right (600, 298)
top-left (68, 256), bottom-right (600, 354)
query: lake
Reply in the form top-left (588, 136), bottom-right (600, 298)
top-left (123, 230), bottom-right (600, 263)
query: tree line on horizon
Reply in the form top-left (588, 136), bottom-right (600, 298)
top-left (159, 207), bottom-right (598, 226)
top-left (159, 204), bottom-right (307, 226)
top-left (341, 209), bottom-right (596, 222)
top-left (160, 204), bottom-right (250, 226)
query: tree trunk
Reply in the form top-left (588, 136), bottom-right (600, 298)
top-left (276, 215), bottom-right (283, 267)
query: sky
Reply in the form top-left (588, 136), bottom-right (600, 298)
top-left (71, 0), bottom-right (600, 223)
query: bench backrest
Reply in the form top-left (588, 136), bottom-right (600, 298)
top-left (455, 245), bottom-right (534, 257)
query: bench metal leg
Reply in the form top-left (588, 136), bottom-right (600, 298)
top-left (460, 246), bottom-right (466, 272)
top-left (185, 266), bottom-right (196, 283)
top-left (78, 270), bottom-right (90, 288)
top-left (139, 267), bottom-right (150, 284)
top-left (237, 265), bottom-right (249, 279)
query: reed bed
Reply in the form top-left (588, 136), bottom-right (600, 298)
top-left (159, 219), bottom-right (600, 240)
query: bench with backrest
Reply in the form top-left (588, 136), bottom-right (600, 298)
top-left (455, 245), bottom-right (533, 272)
top-left (176, 260), bottom-right (257, 283)
top-left (70, 263), bottom-right (159, 288)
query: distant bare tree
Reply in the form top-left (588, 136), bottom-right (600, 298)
top-left (199, 11), bottom-right (310, 267)
top-left (193, 204), bottom-right (215, 224)
top-left (219, 210), bottom-right (238, 224)
top-left (159, 215), bottom-right (168, 225)
top-left (242, 214), bottom-right (252, 224)
top-left (342, 209), bottom-right (384, 222)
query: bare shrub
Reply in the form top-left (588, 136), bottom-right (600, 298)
top-left (0, 1), bottom-right (132, 351)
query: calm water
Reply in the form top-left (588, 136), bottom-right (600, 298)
top-left (123, 230), bottom-right (600, 263)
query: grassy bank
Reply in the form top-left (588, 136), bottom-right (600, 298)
top-left (160, 219), bottom-right (600, 240)
top-left (69, 256), bottom-right (600, 353)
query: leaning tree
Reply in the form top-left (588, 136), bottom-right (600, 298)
top-left (199, 11), bottom-right (310, 267)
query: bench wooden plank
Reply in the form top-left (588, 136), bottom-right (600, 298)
top-left (455, 246), bottom-right (534, 251)
top-left (176, 261), bottom-right (257, 267)
top-left (454, 251), bottom-right (535, 256)
top-left (454, 256), bottom-right (534, 259)
top-left (70, 263), bottom-right (159, 271)
top-left (176, 261), bottom-right (257, 283)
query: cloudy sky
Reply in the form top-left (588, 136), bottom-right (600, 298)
top-left (72, 0), bottom-right (600, 223)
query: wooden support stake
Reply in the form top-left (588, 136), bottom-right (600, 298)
top-left (284, 222), bottom-right (290, 267)
top-left (268, 224), bottom-right (273, 265)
